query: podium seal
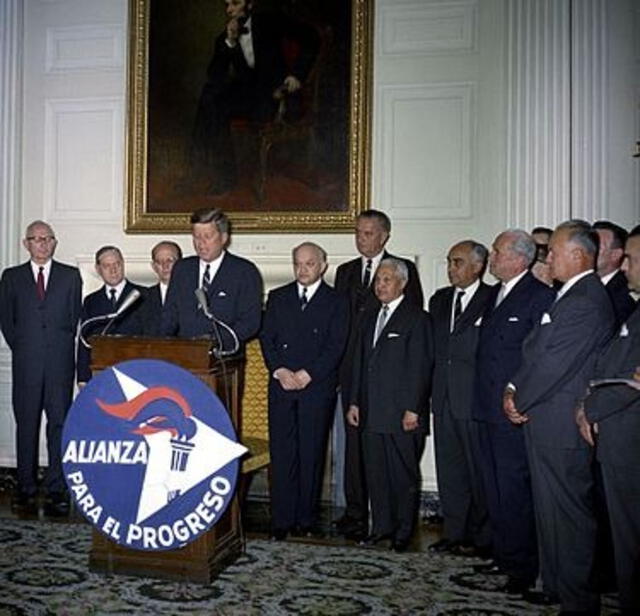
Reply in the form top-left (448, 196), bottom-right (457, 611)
top-left (62, 359), bottom-right (247, 551)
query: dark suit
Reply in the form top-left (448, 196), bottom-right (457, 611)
top-left (77, 280), bottom-right (147, 383)
top-left (192, 11), bottom-right (319, 190)
top-left (0, 261), bottom-right (82, 496)
top-left (260, 281), bottom-right (348, 531)
top-left (472, 273), bottom-right (554, 583)
top-left (335, 252), bottom-right (423, 526)
top-left (604, 270), bottom-right (636, 327)
top-left (142, 283), bottom-right (163, 337)
top-left (512, 272), bottom-right (615, 612)
top-left (162, 253), bottom-right (262, 349)
top-left (583, 305), bottom-right (640, 612)
top-left (350, 298), bottom-right (433, 541)
top-left (429, 282), bottom-right (492, 548)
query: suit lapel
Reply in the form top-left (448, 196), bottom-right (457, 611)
top-left (453, 284), bottom-right (486, 332)
top-left (370, 299), bottom-right (409, 360)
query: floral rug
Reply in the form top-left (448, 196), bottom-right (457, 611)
top-left (0, 519), bottom-right (620, 615)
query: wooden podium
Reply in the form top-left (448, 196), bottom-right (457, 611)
top-left (87, 336), bottom-right (244, 583)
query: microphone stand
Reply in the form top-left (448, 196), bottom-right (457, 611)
top-left (79, 312), bottom-right (117, 349)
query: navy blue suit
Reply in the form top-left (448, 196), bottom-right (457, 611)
top-left (77, 280), bottom-right (147, 383)
top-left (260, 281), bottom-right (348, 531)
top-left (472, 272), bottom-right (554, 584)
top-left (0, 261), bottom-right (82, 495)
top-left (142, 283), bottom-right (163, 337)
top-left (162, 253), bottom-right (262, 350)
top-left (584, 305), bottom-right (640, 613)
top-left (604, 270), bottom-right (636, 327)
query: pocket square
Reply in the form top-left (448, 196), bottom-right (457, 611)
top-left (508, 316), bottom-right (519, 322)
top-left (217, 291), bottom-right (227, 297)
top-left (540, 312), bottom-right (552, 325)
top-left (619, 323), bottom-right (629, 337)
top-left (474, 317), bottom-right (482, 327)
top-left (387, 332), bottom-right (400, 338)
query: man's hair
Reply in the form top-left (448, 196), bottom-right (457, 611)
top-left (95, 245), bottom-right (123, 265)
top-left (25, 220), bottom-right (55, 239)
top-left (357, 209), bottom-right (391, 234)
top-left (455, 240), bottom-right (489, 266)
top-left (378, 257), bottom-right (408, 282)
top-left (555, 219), bottom-right (599, 256)
top-left (190, 208), bottom-right (230, 234)
top-left (629, 224), bottom-right (640, 239)
top-left (593, 220), bottom-right (628, 250)
top-left (151, 241), bottom-right (183, 261)
top-left (292, 242), bottom-right (327, 263)
top-left (531, 226), bottom-right (553, 239)
top-left (503, 229), bottom-right (537, 264)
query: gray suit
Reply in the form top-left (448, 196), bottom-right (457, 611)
top-left (0, 261), bottom-right (82, 496)
top-left (584, 304), bottom-right (640, 613)
top-left (512, 272), bottom-right (614, 612)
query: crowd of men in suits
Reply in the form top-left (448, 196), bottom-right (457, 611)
top-left (0, 209), bottom-right (638, 615)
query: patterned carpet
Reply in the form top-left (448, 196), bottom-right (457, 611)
top-left (0, 518), bottom-right (621, 615)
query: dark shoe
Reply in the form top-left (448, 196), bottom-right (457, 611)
top-left (522, 590), bottom-right (560, 606)
top-left (428, 538), bottom-right (454, 553)
top-left (498, 577), bottom-right (534, 595)
top-left (449, 542), bottom-right (477, 557)
top-left (392, 537), bottom-right (411, 553)
top-left (473, 561), bottom-right (503, 575)
top-left (344, 527), bottom-right (368, 542)
top-left (270, 528), bottom-right (288, 541)
top-left (359, 533), bottom-right (392, 548)
top-left (43, 492), bottom-right (69, 517)
top-left (12, 492), bottom-right (38, 515)
top-left (336, 515), bottom-right (367, 536)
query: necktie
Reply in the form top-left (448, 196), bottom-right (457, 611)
top-left (36, 267), bottom-right (45, 301)
top-left (202, 264), bottom-right (211, 293)
top-left (453, 290), bottom-right (465, 328)
top-left (373, 304), bottom-right (389, 346)
top-left (300, 287), bottom-right (308, 311)
top-left (495, 284), bottom-right (506, 308)
top-left (362, 258), bottom-right (372, 288)
top-left (109, 288), bottom-right (117, 310)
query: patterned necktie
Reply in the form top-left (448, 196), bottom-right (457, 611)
top-left (453, 289), bottom-right (465, 330)
top-left (202, 263), bottom-right (211, 293)
top-left (362, 258), bottom-right (372, 288)
top-left (109, 288), bottom-right (117, 310)
top-left (300, 287), bottom-right (308, 311)
top-left (373, 304), bottom-right (389, 346)
top-left (36, 267), bottom-right (45, 301)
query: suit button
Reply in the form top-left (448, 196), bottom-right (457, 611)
top-left (447, 359), bottom-right (451, 365)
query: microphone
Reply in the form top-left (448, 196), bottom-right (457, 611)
top-left (195, 287), bottom-right (214, 320)
top-left (114, 289), bottom-right (142, 317)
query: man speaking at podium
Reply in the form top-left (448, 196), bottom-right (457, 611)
top-left (162, 208), bottom-right (262, 353)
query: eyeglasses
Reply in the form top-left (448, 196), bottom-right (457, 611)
top-left (26, 236), bottom-right (55, 244)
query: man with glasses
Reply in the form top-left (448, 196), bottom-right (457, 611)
top-left (0, 220), bottom-right (82, 516)
top-left (144, 241), bottom-right (183, 336)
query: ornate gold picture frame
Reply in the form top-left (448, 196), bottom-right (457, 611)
top-left (125, 0), bottom-right (372, 234)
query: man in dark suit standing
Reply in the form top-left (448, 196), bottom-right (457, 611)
top-left (143, 241), bottom-right (182, 336)
top-left (428, 240), bottom-right (492, 556)
top-left (260, 242), bottom-right (348, 539)
top-left (0, 220), bottom-right (82, 516)
top-left (473, 230), bottom-right (554, 594)
top-left (192, 0), bottom-right (319, 194)
top-left (504, 220), bottom-right (615, 614)
top-left (348, 258), bottom-right (432, 552)
top-left (334, 209), bottom-right (424, 539)
top-left (577, 224), bottom-right (640, 616)
top-left (162, 208), bottom-right (262, 353)
top-left (77, 246), bottom-right (147, 384)
top-left (593, 220), bottom-right (636, 326)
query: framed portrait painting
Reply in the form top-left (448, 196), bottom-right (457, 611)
top-left (125, 0), bottom-right (373, 233)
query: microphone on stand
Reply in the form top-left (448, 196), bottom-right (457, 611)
top-left (79, 288), bottom-right (142, 348)
top-left (194, 288), bottom-right (239, 357)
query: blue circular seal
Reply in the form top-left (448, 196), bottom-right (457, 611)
top-left (62, 359), bottom-right (247, 551)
